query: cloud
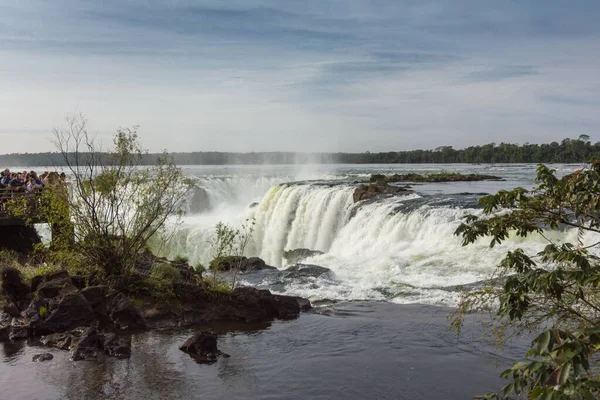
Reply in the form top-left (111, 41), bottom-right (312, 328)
top-left (0, 0), bottom-right (599, 153)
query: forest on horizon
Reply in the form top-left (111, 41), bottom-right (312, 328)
top-left (0, 136), bottom-right (596, 166)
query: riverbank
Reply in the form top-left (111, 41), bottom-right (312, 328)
top-left (0, 301), bottom-right (531, 400)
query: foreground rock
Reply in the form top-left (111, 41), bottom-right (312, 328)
top-left (180, 331), bottom-right (228, 363)
top-left (353, 182), bottom-right (412, 203)
top-left (32, 353), bottom-right (54, 362)
top-left (209, 256), bottom-right (277, 273)
top-left (283, 248), bottom-right (324, 265)
top-left (1, 262), bottom-right (311, 363)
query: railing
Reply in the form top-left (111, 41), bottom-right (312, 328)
top-left (0, 188), bottom-right (47, 224)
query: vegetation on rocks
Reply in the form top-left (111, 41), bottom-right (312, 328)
top-left (453, 162), bottom-right (600, 399)
top-left (370, 172), bottom-right (504, 183)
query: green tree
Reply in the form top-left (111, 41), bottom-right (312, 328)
top-left (48, 114), bottom-right (194, 285)
top-left (453, 163), bottom-right (600, 399)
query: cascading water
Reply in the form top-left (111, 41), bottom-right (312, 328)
top-left (155, 164), bottom-right (587, 305)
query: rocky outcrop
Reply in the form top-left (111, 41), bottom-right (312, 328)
top-left (283, 264), bottom-right (333, 279)
top-left (1, 266), bottom-right (31, 310)
top-left (108, 293), bottom-right (146, 332)
top-left (353, 182), bottom-right (412, 203)
top-left (180, 331), bottom-right (228, 363)
top-left (0, 225), bottom-right (41, 255)
top-left (173, 283), bottom-right (309, 324)
top-left (70, 326), bottom-right (100, 361)
top-left (209, 256), bottom-right (277, 273)
top-left (283, 249), bottom-right (324, 265)
top-left (369, 172), bottom-right (504, 183)
top-left (101, 332), bottom-right (132, 359)
top-left (33, 292), bottom-right (96, 335)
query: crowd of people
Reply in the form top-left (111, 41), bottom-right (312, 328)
top-left (0, 169), bottom-right (67, 192)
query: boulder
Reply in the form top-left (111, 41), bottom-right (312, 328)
top-left (283, 248), bottom-right (324, 265)
top-left (70, 326), bottom-right (99, 361)
top-left (9, 324), bottom-right (30, 340)
top-left (209, 256), bottom-right (276, 273)
top-left (31, 271), bottom-right (70, 293)
top-left (1, 266), bottom-right (31, 309)
top-left (3, 301), bottom-right (21, 318)
top-left (283, 264), bottom-right (332, 279)
top-left (34, 292), bottom-right (95, 335)
top-left (36, 278), bottom-right (77, 299)
top-left (40, 332), bottom-right (75, 350)
top-left (32, 353), bottom-right (54, 362)
top-left (108, 293), bottom-right (146, 332)
top-left (180, 331), bottom-right (226, 362)
top-left (101, 332), bottom-right (132, 359)
top-left (80, 286), bottom-right (108, 312)
top-left (353, 182), bottom-right (412, 203)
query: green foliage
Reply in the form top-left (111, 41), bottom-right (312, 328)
top-left (149, 263), bottom-right (181, 283)
top-left (39, 306), bottom-right (48, 318)
top-left (43, 114), bottom-right (193, 287)
top-left (195, 263), bottom-right (206, 273)
top-left (173, 255), bottom-right (189, 264)
top-left (209, 219), bottom-right (255, 289)
top-left (454, 162), bottom-right (600, 399)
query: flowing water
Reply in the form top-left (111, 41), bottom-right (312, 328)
top-left (158, 163), bottom-right (585, 305)
top-left (2, 163), bottom-right (585, 399)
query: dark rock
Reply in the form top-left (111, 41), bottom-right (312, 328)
top-left (34, 292), bottom-right (95, 335)
top-left (32, 353), bottom-right (53, 362)
top-left (31, 270), bottom-right (71, 293)
top-left (0, 324), bottom-right (9, 341)
top-left (3, 301), bottom-right (21, 318)
top-left (180, 331), bottom-right (225, 362)
top-left (249, 202), bottom-right (259, 208)
top-left (173, 282), bottom-right (211, 304)
top-left (1, 266), bottom-right (31, 310)
top-left (353, 182), bottom-right (412, 203)
top-left (70, 326), bottom-right (99, 361)
top-left (40, 332), bottom-right (74, 350)
top-left (80, 286), bottom-right (108, 312)
top-left (108, 293), bottom-right (146, 332)
top-left (210, 256), bottom-right (277, 273)
top-left (71, 275), bottom-right (87, 290)
top-left (36, 278), bottom-right (77, 299)
top-left (370, 174), bottom-right (387, 182)
top-left (296, 297), bottom-right (312, 312)
top-left (9, 324), bottom-right (30, 340)
top-left (283, 264), bottom-right (332, 279)
top-left (0, 225), bottom-right (41, 255)
top-left (283, 248), bottom-right (324, 265)
top-left (100, 332), bottom-right (131, 359)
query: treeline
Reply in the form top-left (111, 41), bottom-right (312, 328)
top-left (1, 137), bottom-right (597, 166)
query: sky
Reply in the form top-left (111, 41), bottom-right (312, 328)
top-left (1, 0), bottom-right (599, 153)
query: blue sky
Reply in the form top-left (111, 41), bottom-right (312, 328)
top-left (1, 0), bottom-right (599, 153)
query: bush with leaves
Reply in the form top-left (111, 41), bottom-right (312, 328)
top-left (37, 114), bottom-right (193, 287)
top-left (209, 219), bottom-right (255, 290)
top-left (454, 163), bottom-right (600, 399)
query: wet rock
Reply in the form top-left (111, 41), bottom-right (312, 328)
top-left (70, 275), bottom-right (87, 290)
top-left (353, 182), bottom-right (412, 203)
top-left (1, 266), bottom-right (31, 310)
top-left (70, 326), bottom-right (99, 361)
top-left (9, 324), bottom-right (30, 340)
top-left (108, 293), bottom-right (146, 332)
top-left (0, 324), bottom-right (9, 341)
top-left (283, 264), bottom-right (332, 279)
top-left (101, 332), bottom-right (132, 359)
top-left (283, 248), bottom-right (324, 265)
top-left (40, 332), bottom-right (74, 350)
top-left (32, 353), bottom-right (53, 362)
top-left (34, 292), bottom-right (95, 335)
top-left (180, 331), bottom-right (226, 362)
